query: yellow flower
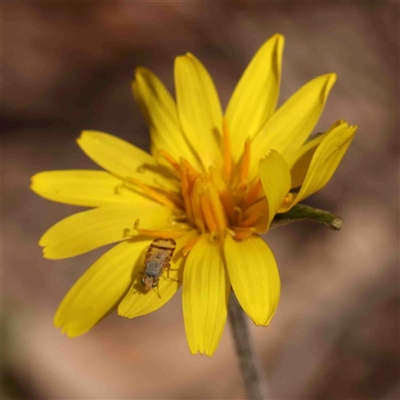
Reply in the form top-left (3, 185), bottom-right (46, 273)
top-left (31, 34), bottom-right (357, 356)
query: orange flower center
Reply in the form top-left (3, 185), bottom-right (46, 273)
top-left (122, 120), bottom-right (266, 242)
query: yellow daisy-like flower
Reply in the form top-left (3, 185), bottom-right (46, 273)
top-left (31, 34), bottom-right (357, 356)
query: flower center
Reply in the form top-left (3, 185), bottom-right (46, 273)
top-left (121, 120), bottom-right (266, 243)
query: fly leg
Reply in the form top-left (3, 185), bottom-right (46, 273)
top-left (165, 263), bottom-right (180, 282)
top-left (154, 285), bottom-right (161, 299)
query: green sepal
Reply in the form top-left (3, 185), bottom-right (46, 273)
top-left (271, 204), bottom-right (343, 230)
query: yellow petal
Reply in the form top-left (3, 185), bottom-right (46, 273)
top-left (289, 121), bottom-right (357, 207)
top-left (183, 236), bottom-right (230, 356)
top-left (77, 130), bottom-right (177, 190)
top-left (285, 121), bottom-right (343, 189)
top-left (174, 53), bottom-right (223, 170)
top-left (54, 240), bottom-right (151, 337)
top-left (224, 235), bottom-right (280, 326)
top-left (287, 134), bottom-right (327, 189)
top-left (250, 74), bottom-right (336, 177)
top-left (40, 204), bottom-right (173, 259)
top-left (225, 34), bottom-right (284, 161)
top-left (118, 233), bottom-right (196, 318)
top-left (257, 149), bottom-right (291, 230)
top-left (30, 170), bottom-right (149, 207)
top-left (133, 68), bottom-right (203, 172)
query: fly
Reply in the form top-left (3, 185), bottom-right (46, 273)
top-left (141, 238), bottom-right (177, 294)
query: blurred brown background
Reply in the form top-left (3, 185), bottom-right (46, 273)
top-left (2, 1), bottom-right (399, 399)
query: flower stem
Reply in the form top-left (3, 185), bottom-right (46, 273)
top-left (228, 293), bottom-right (269, 399)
